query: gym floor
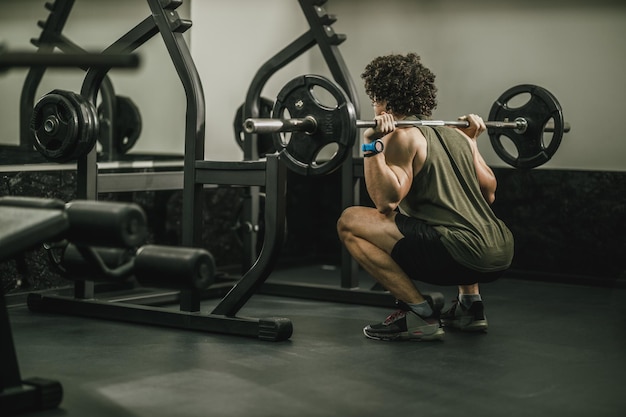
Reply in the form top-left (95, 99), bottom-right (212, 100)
top-left (6, 265), bottom-right (626, 417)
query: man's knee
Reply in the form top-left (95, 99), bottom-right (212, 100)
top-left (337, 207), bottom-right (356, 240)
top-left (337, 206), bottom-right (364, 232)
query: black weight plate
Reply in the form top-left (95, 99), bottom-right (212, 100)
top-left (272, 74), bottom-right (357, 176)
top-left (488, 84), bottom-right (564, 169)
top-left (98, 95), bottom-right (142, 156)
top-left (31, 91), bottom-right (80, 162)
top-left (233, 96), bottom-right (275, 157)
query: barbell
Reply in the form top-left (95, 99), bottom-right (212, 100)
top-left (243, 74), bottom-right (570, 175)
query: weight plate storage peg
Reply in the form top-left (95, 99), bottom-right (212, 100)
top-left (488, 84), bottom-right (564, 169)
top-left (31, 90), bottom-right (99, 163)
top-left (271, 74), bottom-right (357, 176)
top-left (234, 96), bottom-right (276, 157)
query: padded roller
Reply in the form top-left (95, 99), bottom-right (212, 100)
top-left (64, 200), bottom-right (147, 248)
top-left (134, 245), bottom-right (216, 290)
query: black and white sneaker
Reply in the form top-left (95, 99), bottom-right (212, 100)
top-left (363, 299), bottom-right (444, 341)
top-left (441, 299), bottom-right (488, 332)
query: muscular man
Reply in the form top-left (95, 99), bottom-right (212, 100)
top-left (337, 53), bottom-right (514, 341)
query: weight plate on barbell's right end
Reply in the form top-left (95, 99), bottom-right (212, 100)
top-left (271, 74), bottom-right (357, 176)
top-left (488, 84), bottom-right (564, 169)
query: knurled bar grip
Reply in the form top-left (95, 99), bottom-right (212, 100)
top-left (357, 119), bottom-right (523, 129)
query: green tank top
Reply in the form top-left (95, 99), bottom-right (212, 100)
top-left (398, 124), bottom-right (514, 272)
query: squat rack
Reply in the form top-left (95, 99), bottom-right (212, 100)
top-left (237, 0), bottom-right (390, 303)
top-left (238, 0), bottom-right (361, 275)
top-left (19, 0), bottom-right (294, 341)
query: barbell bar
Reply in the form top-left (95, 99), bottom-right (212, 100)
top-left (244, 116), bottom-right (570, 136)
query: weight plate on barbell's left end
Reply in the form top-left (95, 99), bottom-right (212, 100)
top-left (272, 74), bottom-right (357, 176)
top-left (488, 84), bottom-right (564, 169)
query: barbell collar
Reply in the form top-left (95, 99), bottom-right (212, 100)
top-left (243, 116), bottom-right (317, 135)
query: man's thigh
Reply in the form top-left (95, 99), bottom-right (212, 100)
top-left (342, 206), bottom-right (403, 254)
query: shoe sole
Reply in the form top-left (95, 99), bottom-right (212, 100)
top-left (363, 327), bottom-right (445, 341)
top-left (443, 318), bottom-right (488, 332)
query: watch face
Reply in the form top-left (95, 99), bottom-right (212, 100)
top-left (375, 140), bottom-right (384, 152)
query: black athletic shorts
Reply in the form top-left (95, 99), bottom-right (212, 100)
top-left (391, 213), bottom-right (504, 286)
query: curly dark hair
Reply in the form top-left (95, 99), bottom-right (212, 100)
top-left (361, 53), bottom-right (437, 117)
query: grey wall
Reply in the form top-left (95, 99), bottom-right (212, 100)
top-left (320, 0), bottom-right (626, 171)
top-left (2, 0), bottom-right (625, 171)
top-left (191, 0), bottom-right (626, 170)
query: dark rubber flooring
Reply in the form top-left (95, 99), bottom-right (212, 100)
top-left (6, 266), bottom-right (626, 417)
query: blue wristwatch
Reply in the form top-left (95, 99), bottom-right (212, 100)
top-left (361, 139), bottom-right (384, 156)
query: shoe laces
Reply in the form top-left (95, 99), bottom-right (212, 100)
top-left (383, 309), bottom-right (407, 325)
